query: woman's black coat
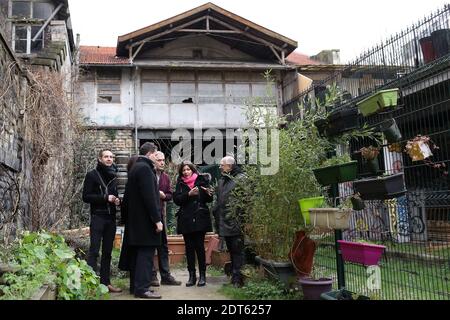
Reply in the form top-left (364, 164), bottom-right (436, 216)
top-left (173, 174), bottom-right (213, 235)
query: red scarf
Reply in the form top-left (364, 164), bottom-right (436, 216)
top-left (182, 173), bottom-right (198, 189)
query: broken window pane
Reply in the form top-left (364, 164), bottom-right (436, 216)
top-left (33, 2), bottom-right (53, 19)
top-left (97, 82), bottom-right (121, 104)
top-left (11, 1), bottom-right (31, 18)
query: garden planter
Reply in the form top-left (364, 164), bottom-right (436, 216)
top-left (353, 172), bottom-right (406, 200)
top-left (419, 36), bottom-right (436, 64)
top-left (350, 195), bottom-right (365, 211)
top-left (431, 29), bottom-right (450, 59)
top-left (321, 289), bottom-right (370, 300)
top-left (308, 208), bottom-right (352, 230)
top-left (313, 161), bottom-right (358, 186)
top-left (211, 250), bottom-right (231, 268)
top-left (364, 158), bottom-right (380, 174)
top-left (356, 88), bottom-right (399, 116)
top-left (255, 256), bottom-right (296, 289)
top-left (298, 196), bottom-right (325, 225)
top-left (379, 119), bottom-right (402, 143)
top-left (167, 235), bottom-right (186, 266)
top-left (338, 240), bottom-right (386, 266)
top-left (326, 108), bottom-right (359, 136)
top-left (298, 277), bottom-right (333, 300)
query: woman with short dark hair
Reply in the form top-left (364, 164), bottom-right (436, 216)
top-left (173, 161), bottom-right (213, 287)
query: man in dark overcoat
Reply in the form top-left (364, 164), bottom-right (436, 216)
top-left (119, 142), bottom-right (163, 299)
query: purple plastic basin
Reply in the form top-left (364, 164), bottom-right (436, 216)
top-left (338, 240), bottom-right (386, 266)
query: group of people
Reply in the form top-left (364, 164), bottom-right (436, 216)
top-left (82, 142), bottom-right (246, 299)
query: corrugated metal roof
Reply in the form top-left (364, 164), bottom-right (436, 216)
top-left (79, 46), bottom-right (130, 65)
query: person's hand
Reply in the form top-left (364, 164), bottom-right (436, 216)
top-left (201, 186), bottom-right (213, 196)
top-left (159, 191), bottom-right (166, 199)
top-left (114, 198), bottom-right (121, 206)
top-left (155, 221), bottom-right (163, 233)
top-left (108, 195), bottom-right (117, 203)
top-left (188, 187), bottom-right (199, 196)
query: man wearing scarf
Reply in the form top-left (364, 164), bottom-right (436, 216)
top-left (82, 149), bottom-right (122, 293)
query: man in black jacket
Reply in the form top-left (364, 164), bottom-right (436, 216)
top-left (82, 149), bottom-right (122, 293)
top-left (121, 142), bottom-right (164, 299)
top-left (213, 156), bottom-right (246, 288)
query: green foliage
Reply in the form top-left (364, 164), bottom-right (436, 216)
top-left (0, 231), bottom-right (109, 300)
top-left (318, 154), bottom-right (352, 168)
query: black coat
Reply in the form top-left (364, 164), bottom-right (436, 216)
top-left (82, 162), bottom-right (118, 216)
top-left (213, 166), bottom-right (246, 237)
top-left (120, 156), bottom-right (162, 247)
top-left (173, 174), bottom-right (213, 235)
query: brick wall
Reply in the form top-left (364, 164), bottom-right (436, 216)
top-left (92, 129), bottom-right (135, 157)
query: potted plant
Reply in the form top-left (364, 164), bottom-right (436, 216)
top-left (353, 172), bottom-right (406, 200)
top-left (235, 79), bottom-right (330, 288)
top-left (356, 88), bottom-right (399, 116)
top-left (349, 193), bottom-right (365, 211)
top-left (313, 154), bottom-right (358, 186)
top-left (360, 145), bottom-right (380, 174)
top-left (337, 240), bottom-right (386, 266)
top-left (379, 118), bottom-right (402, 143)
top-left (326, 107), bottom-right (359, 136)
top-left (307, 198), bottom-right (353, 230)
top-left (405, 135), bottom-right (435, 162)
top-left (298, 196), bottom-right (325, 225)
top-left (297, 268), bottom-right (334, 300)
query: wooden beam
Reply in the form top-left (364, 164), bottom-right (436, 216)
top-left (269, 46), bottom-right (283, 65)
top-left (178, 29), bottom-right (241, 34)
top-left (208, 16), bottom-right (284, 52)
top-left (206, 16), bottom-right (210, 31)
top-left (128, 16), bottom-right (207, 49)
top-left (31, 3), bottom-right (63, 42)
top-left (132, 42), bottom-right (145, 61)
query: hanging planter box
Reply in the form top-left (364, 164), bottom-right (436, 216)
top-left (353, 172), bottom-right (406, 200)
top-left (379, 119), bottom-right (402, 143)
top-left (308, 208), bottom-right (352, 230)
top-left (326, 108), bottom-right (359, 136)
top-left (298, 196), bottom-right (325, 225)
top-left (338, 240), bottom-right (386, 266)
top-left (356, 88), bottom-right (399, 116)
top-left (313, 161), bottom-right (358, 186)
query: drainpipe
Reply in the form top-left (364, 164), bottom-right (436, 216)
top-left (133, 66), bottom-right (139, 154)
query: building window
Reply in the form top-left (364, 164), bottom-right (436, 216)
top-left (11, 1), bottom-right (53, 19)
top-left (97, 70), bottom-right (121, 104)
top-left (12, 24), bottom-right (44, 53)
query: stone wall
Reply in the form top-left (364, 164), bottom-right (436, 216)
top-left (92, 129), bottom-right (135, 157)
top-left (0, 27), bottom-right (30, 241)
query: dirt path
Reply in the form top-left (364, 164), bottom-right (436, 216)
top-left (110, 268), bottom-right (230, 300)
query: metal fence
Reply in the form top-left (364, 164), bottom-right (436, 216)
top-left (288, 5), bottom-right (450, 300)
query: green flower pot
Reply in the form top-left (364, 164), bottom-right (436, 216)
top-left (313, 161), bottom-right (358, 186)
top-left (356, 88), bottom-right (399, 116)
top-left (298, 196), bottom-right (325, 225)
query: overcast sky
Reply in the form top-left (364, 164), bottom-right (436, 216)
top-left (68, 0), bottom-right (449, 63)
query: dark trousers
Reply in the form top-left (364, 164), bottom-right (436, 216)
top-left (151, 224), bottom-right (170, 280)
top-left (183, 232), bottom-right (206, 273)
top-left (129, 246), bottom-right (157, 295)
top-left (87, 214), bottom-right (116, 286)
top-left (225, 235), bottom-right (245, 282)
